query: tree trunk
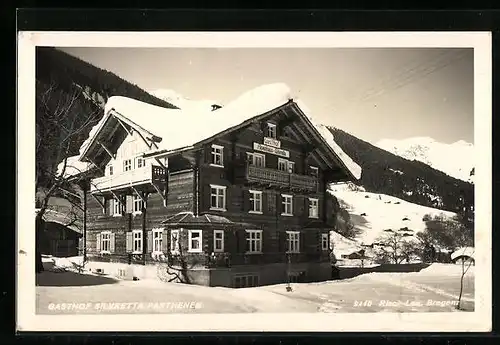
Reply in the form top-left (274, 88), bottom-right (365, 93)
top-left (456, 259), bottom-right (465, 310)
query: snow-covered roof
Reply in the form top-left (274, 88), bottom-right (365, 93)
top-left (149, 88), bottom-right (222, 112)
top-left (451, 247), bottom-right (475, 261)
top-left (78, 83), bottom-right (362, 180)
top-left (56, 155), bottom-right (94, 179)
top-left (35, 208), bottom-right (82, 234)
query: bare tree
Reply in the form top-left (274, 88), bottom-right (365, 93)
top-left (374, 228), bottom-right (417, 264)
top-left (455, 248), bottom-right (475, 310)
top-left (155, 231), bottom-right (205, 284)
top-left (35, 79), bottom-right (100, 273)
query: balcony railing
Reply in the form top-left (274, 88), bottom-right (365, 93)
top-left (90, 164), bottom-right (166, 193)
top-left (205, 252), bottom-right (330, 268)
top-left (237, 164), bottom-right (318, 192)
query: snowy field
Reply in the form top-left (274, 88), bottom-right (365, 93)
top-left (328, 183), bottom-right (457, 246)
top-left (36, 257), bottom-right (474, 314)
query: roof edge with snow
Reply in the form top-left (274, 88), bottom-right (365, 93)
top-left (72, 83), bottom-right (362, 182)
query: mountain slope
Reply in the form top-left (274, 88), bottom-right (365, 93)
top-left (36, 48), bottom-right (178, 186)
top-left (329, 183), bottom-right (457, 246)
top-left (375, 137), bottom-right (474, 183)
top-left (327, 127), bottom-right (473, 214)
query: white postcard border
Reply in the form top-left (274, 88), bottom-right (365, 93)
top-left (16, 31), bottom-right (492, 332)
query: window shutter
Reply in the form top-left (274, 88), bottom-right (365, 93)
top-left (126, 195), bottom-right (133, 214)
top-left (224, 188), bottom-right (229, 211)
top-left (96, 233), bottom-right (101, 253)
top-left (300, 231), bottom-right (306, 253)
top-left (243, 190), bottom-right (250, 212)
top-left (235, 230), bottom-right (240, 253)
top-left (126, 232), bottom-right (133, 252)
top-left (203, 229), bottom-right (209, 253)
top-left (147, 230), bottom-right (153, 253)
top-left (267, 192), bottom-right (276, 214)
top-left (261, 192), bottom-right (267, 215)
top-left (110, 233), bottom-right (116, 253)
top-left (205, 145), bottom-right (211, 164)
top-left (163, 229), bottom-right (170, 252)
top-left (108, 198), bottom-right (113, 215)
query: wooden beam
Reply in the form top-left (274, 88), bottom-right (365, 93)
top-left (151, 182), bottom-right (167, 206)
top-left (96, 140), bottom-right (116, 160)
top-left (131, 186), bottom-right (147, 204)
top-left (110, 191), bottom-right (124, 207)
top-left (91, 193), bottom-right (106, 212)
top-left (277, 112), bottom-right (295, 136)
top-left (114, 115), bottom-right (133, 135)
top-left (131, 127), bottom-right (154, 150)
top-left (292, 122), bottom-right (334, 170)
top-left (154, 157), bottom-right (166, 169)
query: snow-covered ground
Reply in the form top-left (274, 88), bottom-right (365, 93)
top-left (375, 136), bottom-right (474, 183)
top-left (329, 183), bottom-right (457, 246)
top-left (36, 259), bottom-right (474, 314)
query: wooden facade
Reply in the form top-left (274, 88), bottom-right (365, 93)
top-left (82, 101), bottom-right (356, 287)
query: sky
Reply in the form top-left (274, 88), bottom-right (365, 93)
top-left (59, 47), bottom-right (474, 145)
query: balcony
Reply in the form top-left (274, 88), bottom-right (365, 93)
top-left (235, 163), bottom-right (318, 193)
top-left (205, 252), bottom-right (330, 268)
top-left (90, 164), bottom-right (166, 193)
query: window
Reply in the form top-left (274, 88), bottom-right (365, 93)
top-left (132, 230), bottom-right (143, 253)
top-left (153, 229), bottom-right (163, 253)
top-left (123, 159), bottom-right (132, 172)
top-left (233, 274), bottom-right (259, 288)
top-left (211, 144), bottom-right (224, 167)
top-left (267, 123), bottom-right (277, 139)
top-left (249, 190), bottom-right (263, 214)
top-left (100, 231), bottom-right (111, 253)
top-left (135, 157), bottom-right (145, 169)
top-left (278, 158), bottom-right (294, 173)
top-left (213, 230), bottom-right (224, 252)
top-left (210, 185), bottom-right (226, 211)
top-left (133, 194), bottom-right (143, 214)
top-left (281, 194), bottom-right (293, 216)
top-left (170, 230), bottom-right (180, 253)
top-left (278, 158), bottom-right (288, 172)
top-left (286, 231), bottom-right (300, 253)
top-left (247, 152), bottom-right (265, 167)
top-left (310, 166), bottom-right (319, 177)
top-left (321, 233), bottom-right (329, 251)
top-left (245, 230), bottom-right (262, 253)
top-left (188, 230), bottom-right (202, 252)
top-left (309, 198), bottom-right (319, 218)
top-left (112, 199), bottom-right (122, 216)
top-left (108, 165), bottom-right (114, 176)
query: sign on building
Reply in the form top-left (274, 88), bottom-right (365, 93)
top-left (263, 137), bottom-right (281, 148)
top-left (253, 142), bottom-right (290, 158)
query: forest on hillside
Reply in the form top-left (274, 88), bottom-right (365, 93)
top-left (328, 127), bottom-right (474, 214)
top-left (35, 47), bottom-right (177, 186)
